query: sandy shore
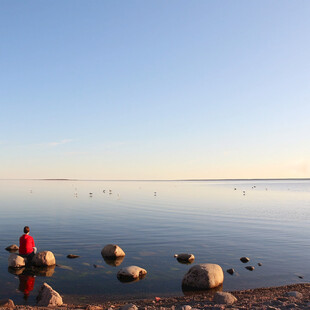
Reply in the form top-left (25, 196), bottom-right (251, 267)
top-left (8, 283), bottom-right (309, 310)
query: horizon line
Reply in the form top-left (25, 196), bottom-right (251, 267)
top-left (1, 177), bottom-right (310, 182)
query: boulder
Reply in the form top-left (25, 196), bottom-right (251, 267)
top-left (32, 251), bottom-right (56, 267)
top-left (36, 283), bottom-right (63, 307)
top-left (117, 266), bottom-right (147, 280)
top-left (5, 244), bottom-right (19, 252)
top-left (182, 264), bottom-right (224, 290)
top-left (101, 244), bottom-right (125, 258)
top-left (0, 299), bottom-right (15, 308)
top-left (245, 266), bottom-right (255, 271)
top-left (8, 253), bottom-right (26, 268)
top-left (214, 292), bottom-right (237, 305)
top-left (174, 253), bottom-right (195, 263)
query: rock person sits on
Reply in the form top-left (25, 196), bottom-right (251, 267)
top-left (19, 226), bottom-right (37, 262)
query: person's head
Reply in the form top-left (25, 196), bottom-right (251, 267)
top-left (23, 226), bottom-right (30, 234)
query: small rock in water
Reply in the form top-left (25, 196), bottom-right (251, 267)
top-left (5, 244), bottom-right (19, 252)
top-left (297, 275), bottom-right (304, 279)
top-left (240, 256), bottom-right (250, 263)
top-left (67, 254), bottom-right (80, 259)
top-left (258, 262), bottom-right (262, 266)
top-left (117, 266), bottom-right (147, 281)
top-left (226, 268), bottom-right (235, 275)
top-left (101, 244), bottom-right (126, 258)
top-left (245, 266), bottom-right (255, 271)
top-left (174, 253), bottom-right (195, 264)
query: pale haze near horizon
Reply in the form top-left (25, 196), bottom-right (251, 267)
top-left (1, 1), bottom-right (309, 180)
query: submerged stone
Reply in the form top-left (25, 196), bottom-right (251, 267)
top-left (67, 254), bottom-right (80, 259)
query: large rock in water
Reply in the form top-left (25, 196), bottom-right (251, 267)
top-left (8, 253), bottom-right (26, 268)
top-left (117, 266), bottom-right (147, 280)
top-left (182, 264), bottom-right (224, 290)
top-left (37, 283), bottom-right (63, 307)
top-left (32, 251), bottom-right (56, 267)
top-left (101, 244), bottom-right (125, 258)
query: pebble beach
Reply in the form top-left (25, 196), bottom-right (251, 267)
top-left (2, 283), bottom-right (309, 310)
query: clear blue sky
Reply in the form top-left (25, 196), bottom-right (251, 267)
top-left (1, 1), bottom-right (309, 179)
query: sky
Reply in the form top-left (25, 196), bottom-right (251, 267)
top-left (1, 0), bottom-right (310, 180)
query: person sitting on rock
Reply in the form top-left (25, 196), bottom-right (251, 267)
top-left (19, 226), bottom-right (37, 263)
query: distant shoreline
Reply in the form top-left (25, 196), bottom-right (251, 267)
top-left (1, 178), bottom-right (310, 182)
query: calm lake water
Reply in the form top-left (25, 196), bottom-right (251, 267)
top-left (0, 179), bottom-right (309, 305)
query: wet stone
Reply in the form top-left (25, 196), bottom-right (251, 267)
top-left (240, 257), bottom-right (250, 263)
top-left (67, 254), bottom-right (80, 259)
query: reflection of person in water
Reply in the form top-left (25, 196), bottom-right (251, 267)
top-left (18, 274), bottom-right (35, 300)
top-left (19, 226), bottom-right (37, 263)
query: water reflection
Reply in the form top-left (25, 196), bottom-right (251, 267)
top-left (8, 265), bottom-right (56, 299)
top-left (8, 265), bottom-right (55, 277)
top-left (102, 255), bottom-right (125, 267)
top-left (0, 179), bottom-right (309, 303)
top-left (182, 284), bottom-right (223, 297)
top-left (18, 274), bottom-right (35, 300)
top-left (117, 273), bottom-right (146, 284)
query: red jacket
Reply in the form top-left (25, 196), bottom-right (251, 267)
top-left (19, 234), bottom-right (35, 255)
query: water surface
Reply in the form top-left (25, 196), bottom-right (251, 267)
top-left (0, 179), bottom-right (309, 305)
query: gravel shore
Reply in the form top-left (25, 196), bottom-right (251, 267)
top-left (7, 283), bottom-right (309, 310)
